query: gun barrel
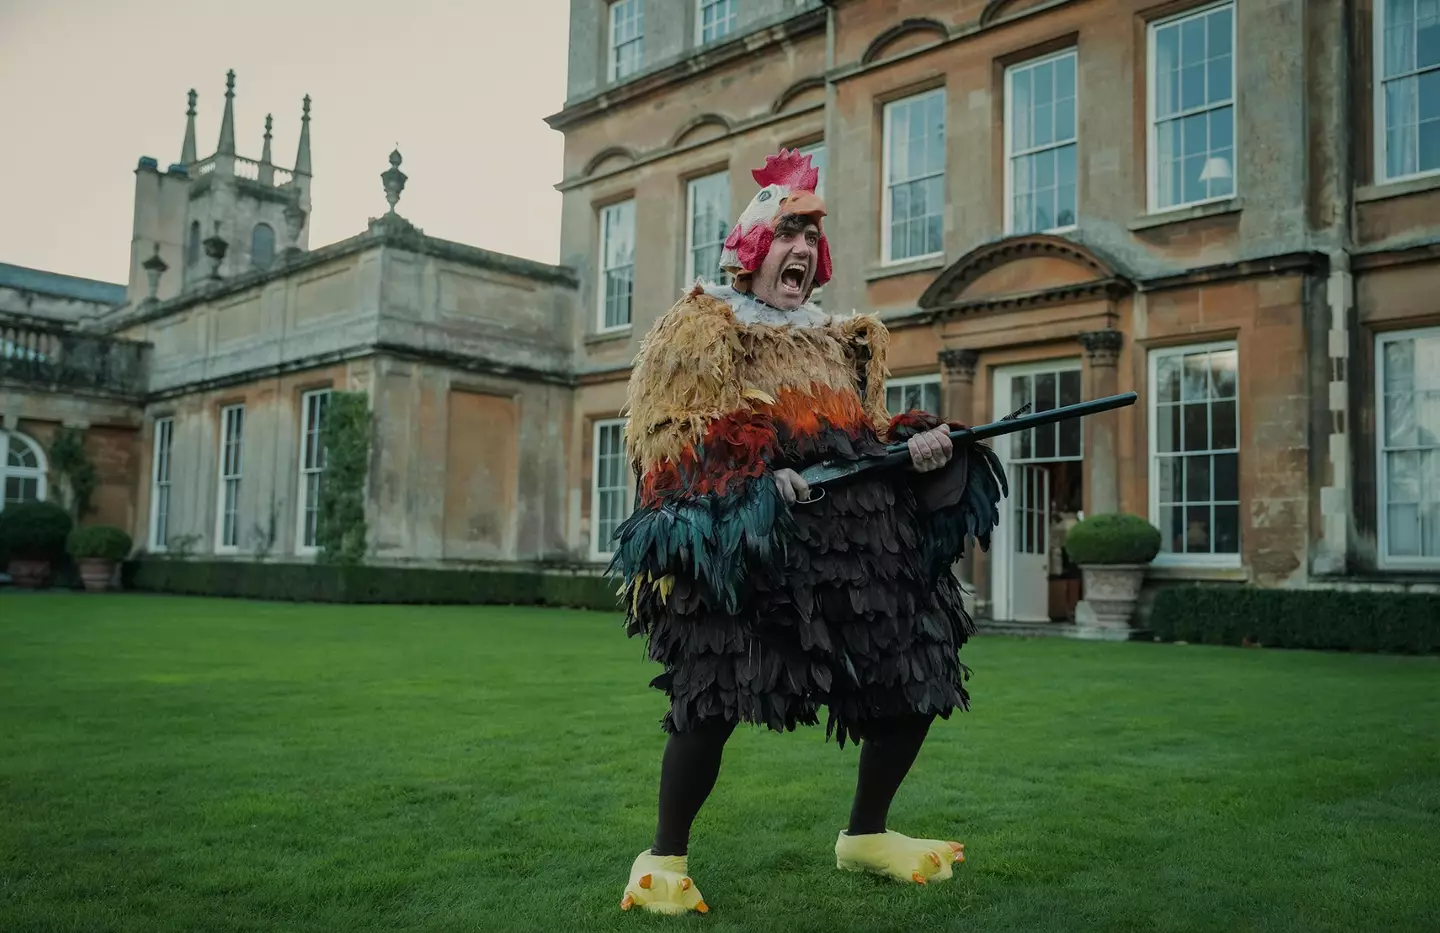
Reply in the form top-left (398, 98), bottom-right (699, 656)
top-left (800, 391), bottom-right (1138, 487)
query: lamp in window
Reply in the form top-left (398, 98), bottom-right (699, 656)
top-left (1198, 156), bottom-right (1232, 183)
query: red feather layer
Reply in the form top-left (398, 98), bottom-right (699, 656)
top-left (639, 385), bottom-right (877, 506)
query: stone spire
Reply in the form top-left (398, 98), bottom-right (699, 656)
top-left (216, 70), bottom-right (236, 156)
top-left (180, 89), bottom-right (198, 164)
top-left (259, 114), bottom-right (275, 184)
top-left (294, 95), bottom-right (312, 176)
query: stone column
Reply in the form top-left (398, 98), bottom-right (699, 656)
top-left (938, 348), bottom-right (979, 425)
top-left (1079, 330), bottom-right (1124, 516)
top-left (939, 347), bottom-right (984, 616)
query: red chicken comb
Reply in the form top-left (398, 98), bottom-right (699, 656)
top-left (752, 148), bottom-right (819, 192)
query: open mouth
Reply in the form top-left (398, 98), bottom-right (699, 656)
top-left (779, 262), bottom-right (808, 294)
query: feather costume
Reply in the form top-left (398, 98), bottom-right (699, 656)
top-left (610, 282), bottom-right (1006, 747)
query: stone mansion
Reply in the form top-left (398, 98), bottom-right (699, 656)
top-left (3, 0), bottom-right (1438, 621)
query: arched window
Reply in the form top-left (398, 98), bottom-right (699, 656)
top-left (1, 430), bottom-right (47, 509)
top-left (251, 223), bottom-right (276, 271)
top-left (187, 220), bottom-right (202, 267)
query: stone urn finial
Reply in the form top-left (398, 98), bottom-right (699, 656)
top-left (381, 147), bottom-right (407, 214)
top-left (283, 199), bottom-right (307, 260)
top-left (141, 242), bottom-right (169, 301)
top-left (203, 220), bottom-right (229, 281)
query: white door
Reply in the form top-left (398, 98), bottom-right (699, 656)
top-left (1009, 465), bottom-right (1051, 622)
top-left (991, 359), bottom-right (1082, 622)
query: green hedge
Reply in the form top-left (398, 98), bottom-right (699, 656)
top-left (125, 560), bottom-right (621, 611)
top-left (1150, 585), bottom-right (1440, 654)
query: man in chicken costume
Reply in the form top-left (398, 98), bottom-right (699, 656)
top-left (610, 149), bottom-right (1005, 914)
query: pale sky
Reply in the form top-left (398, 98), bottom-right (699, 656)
top-left (0, 0), bottom-right (571, 285)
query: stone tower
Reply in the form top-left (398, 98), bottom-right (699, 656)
top-left (124, 72), bottom-right (314, 304)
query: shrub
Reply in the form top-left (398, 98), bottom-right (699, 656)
top-left (0, 501), bottom-right (74, 563)
top-left (317, 391), bottom-right (371, 566)
top-left (1064, 513), bottom-right (1162, 565)
top-left (125, 560), bottom-right (621, 611)
top-left (1150, 585), bottom-right (1440, 654)
top-left (67, 525), bottom-right (134, 561)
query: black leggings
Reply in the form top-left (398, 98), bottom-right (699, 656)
top-left (651, 713), bottom-right (936, 856)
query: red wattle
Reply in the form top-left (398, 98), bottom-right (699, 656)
top-left (813, 235), bottom-right (833, 287)
top-left (735, 225), bottom-right (773, 271)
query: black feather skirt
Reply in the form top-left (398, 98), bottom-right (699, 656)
top-left (625, 445), bottom-right (1003, 748)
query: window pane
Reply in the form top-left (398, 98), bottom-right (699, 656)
top-left (1182, 403), bottom-right (1209, 451)
top-left (1211, 400), bottom-right (1237, 450)
top-left (1184, 504), bottom-right (1212, 553)
top-left (1213, 505), bottom-right (1240, 553)
top-left (1182, 352), bottom-right (1210, 400)
top-left (1389, 504), bottom-right (1421, 555)
top-left (1214, 452), bottom-right (1239, 501)
top-left (1185, 454), bottom-right (1211, 502)
top-left (1157, 457), bottom-right (1181, 504)
top-left (1421, 113), bottom-right (1440, 173)
top-left (1160, 504), bottom-right (1183, 552)
top-left (1011, 68), bottom-right (1033, 151)
top-left (1208, 6), bottom-right (1233, 58)
top-left (1157, 403), bottom-right (1181, 453)
top-left (1210, 349), bottom-right (1238, 397)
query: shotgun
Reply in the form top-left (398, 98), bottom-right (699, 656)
top-left (798, 391), bottom-right (1138, 490)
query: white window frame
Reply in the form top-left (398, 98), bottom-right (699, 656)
top-left (591, 419), bottom-right (632, 559)
top-left (696, 0), bottom-right (737, 45)
top-left (1, 429), bottom-right (48, 510)
top-left (149, 417), bottom-right (174, 552)
top-left (1146, 1), bottom-right (1237, 214)
top-left (881, 88), bottom-right (947, 266)
top-left (609, 0), bottom-right (645, 83)
top-left (1374, 0), bottom-right (1440, 185)
top-left (1004, 48), bottom-right (1079, 235)
top-left (597, 199), bottom-right (636, 332)
top-left (685, 171), bottom-right (730, 286)
top-left (885, 374), bottom-right (942, 416)
top-left (296, 389), bottom-right (330, 555)
top-left (215, 404), bottom-right (245, 553)
top-left (1147, 340), bottom-right (1242, 568)
top-left (998, 359), bottom-right (1086, 464)
top-left (1376, 325), bottom-right (1440, 569)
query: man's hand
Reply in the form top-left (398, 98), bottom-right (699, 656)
top-left (907, 426), bottom-right (953, 473)
top-left (773, 468), bottom-right (811, 504)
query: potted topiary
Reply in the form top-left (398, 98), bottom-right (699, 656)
top-left (1063, 512), bottom-right (1162, 640)
top-left (66, 525), bottom-right (133, 592)
top-left (0, 501), bottom-right (74, 589)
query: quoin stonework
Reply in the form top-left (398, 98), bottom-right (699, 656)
top-left (3, 0), bottom-right (1438, 618)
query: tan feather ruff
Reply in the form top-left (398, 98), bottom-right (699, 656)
top-left (623, 294), bottom-right (898, 471)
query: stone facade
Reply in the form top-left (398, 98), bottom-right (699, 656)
top-left (548, 0), bottom-right (1440, 616)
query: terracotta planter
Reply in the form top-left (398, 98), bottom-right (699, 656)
top-left (7, 559), bottom-right (51, 589)
top-left (1073, 563), bottom-right (1148, 640)
top-left (77, 558), bottom-right (116, 593)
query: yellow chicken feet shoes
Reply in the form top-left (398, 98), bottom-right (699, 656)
top-left (835, 830), bottom-right (965, 884)
top-left (620, 850), bottom-right (710, 915)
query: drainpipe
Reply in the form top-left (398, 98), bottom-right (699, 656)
top-left (1316, 0), bottom-right (1355, 578)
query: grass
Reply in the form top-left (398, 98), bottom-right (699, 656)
top-left (2, 594), bottom-right (1438, 933)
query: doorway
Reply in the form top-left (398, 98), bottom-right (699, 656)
top-left (991, 359), bottom-right (1085, 623)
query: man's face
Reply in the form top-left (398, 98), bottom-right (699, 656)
top-left (750, 217), bottom-right (819, 311)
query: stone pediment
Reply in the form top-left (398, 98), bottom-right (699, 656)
top-left (918, 235), bottom-right (1132, 313)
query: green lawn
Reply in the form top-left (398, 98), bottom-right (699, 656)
top-left (2, 595), bottom-right (1438, 933)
